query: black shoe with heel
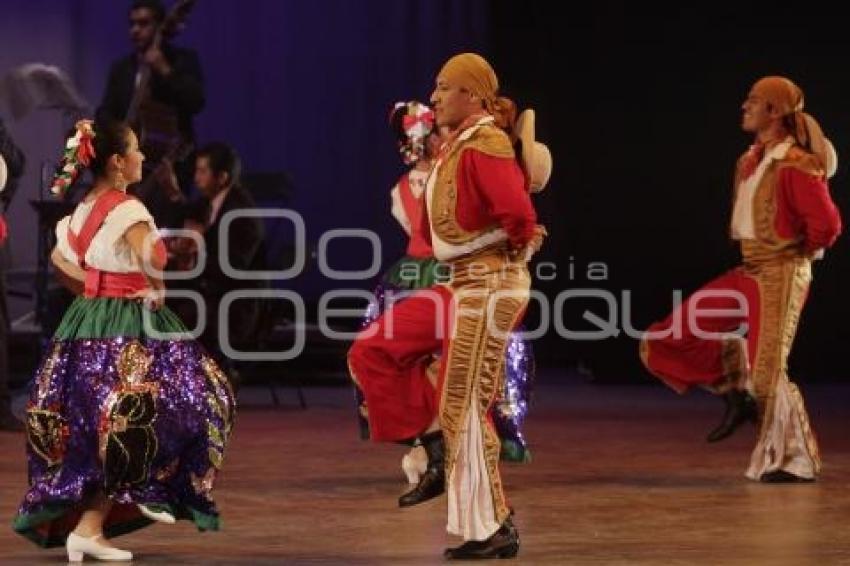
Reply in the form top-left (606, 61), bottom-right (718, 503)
top-left (444, 517), bottom-right (520, 560)
top-left (760, 470), bottom-right (815, 483)
top-left (707, 389), bottom-right (758, 443)
top-left (399, 430), bottom-right (445, 507)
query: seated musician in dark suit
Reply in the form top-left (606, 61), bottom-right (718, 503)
top-left (167, 143), bottom-right (267, 377)
top-left (96, 0), bottom-right (204, 227)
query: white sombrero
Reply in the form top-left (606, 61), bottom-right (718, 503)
top-left (0, 154), bottom-right (7, 194)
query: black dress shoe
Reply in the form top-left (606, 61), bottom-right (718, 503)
top-left (444, 518), bottom-right (520, 560)
top-left (399, 467), bottom-right (444, 507)
top-left (0, 411), bottom-right (24, 432)
top-left (399, 431), bottom-right (444, 507)
top-left (760, 470), bottom-right (815, 483)
top-left (706, 389), bottom-right (758, 443)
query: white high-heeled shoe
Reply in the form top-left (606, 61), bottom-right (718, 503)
top-left (138, 504), bottom-right (176, 524)
top-left (66, 532), bottom-right (133, 562)
top-left (401, 446), bottom-right (428, 484)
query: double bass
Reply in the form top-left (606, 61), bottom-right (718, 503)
top-left (127, 0), bottom-right (195, 201)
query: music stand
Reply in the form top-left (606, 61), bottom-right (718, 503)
top-left (0, 63), bottom-right (88, 121)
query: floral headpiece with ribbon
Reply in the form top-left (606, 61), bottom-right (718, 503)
top-left (390, 101), bottom-right (435, 165)
top-left (50, 119), bottom-right (96, 196)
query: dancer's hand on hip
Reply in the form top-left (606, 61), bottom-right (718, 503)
top-left (128, 288), bottom-right (164, 311)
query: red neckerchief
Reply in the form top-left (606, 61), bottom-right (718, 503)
top-left (740, 143), bottom-right (765, 180)
top-left (740, 137), bottom-right (787, 180)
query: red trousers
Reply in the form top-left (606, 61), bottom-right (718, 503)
top-left (641, 258), bottom-right (821, 479)
top-left (641, 267), bottom-right (762, 394)
top-left (348, 286), bottom-right (452, 442)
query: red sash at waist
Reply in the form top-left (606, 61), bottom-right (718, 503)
top-left (83, 270), bottom-right (148, 298)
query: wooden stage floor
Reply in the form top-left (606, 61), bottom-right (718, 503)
top-left (2, 376), bottom-right (849, 564)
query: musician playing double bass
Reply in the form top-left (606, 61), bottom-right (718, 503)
top-left (96, 0), bottom-right (203, 227)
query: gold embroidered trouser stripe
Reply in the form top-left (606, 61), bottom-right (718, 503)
top-left (746, 256), bottom-right (820, 472)
top-left (439, 249), bottom-right (530, 527)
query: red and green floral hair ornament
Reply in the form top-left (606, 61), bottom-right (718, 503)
top-left (389, 101), bottom-right (435, 165)
top-left (50, 119), bottom-right (96, 196)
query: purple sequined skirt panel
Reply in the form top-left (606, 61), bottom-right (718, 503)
top-left (14, 336), bottom-right (235, 547)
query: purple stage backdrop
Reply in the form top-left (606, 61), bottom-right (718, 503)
top-left (1, 0), bottom-right (489, 305)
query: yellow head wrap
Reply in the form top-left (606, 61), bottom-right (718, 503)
top-left (750, 76), bottom-right (835, 176)
top-left (438, 53), bottom-right (516, 132)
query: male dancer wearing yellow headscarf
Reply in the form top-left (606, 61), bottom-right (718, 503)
top-left (641, 76), bottom-right (842, 482)
top-left (349, 53), bottom-right (545, 559)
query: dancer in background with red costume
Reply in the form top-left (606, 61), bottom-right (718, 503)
top-left (0, 115), bottom-right (26, 431)
top-left (641, 76), bottom-right (841, 483)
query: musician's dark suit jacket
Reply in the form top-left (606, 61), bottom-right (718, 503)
top-left (95, 44), bottom-right (205, 141)
top-left (174, 186), bottom-right (269, 357)
top-left (96, 44), bottom-right (205, 227)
